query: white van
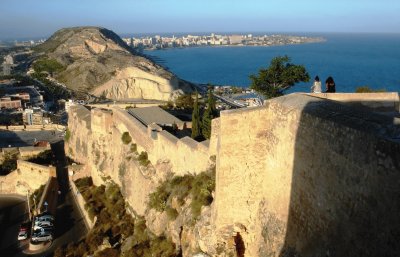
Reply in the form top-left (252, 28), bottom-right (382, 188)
top-left (31, 233), bottom-right (53, 243)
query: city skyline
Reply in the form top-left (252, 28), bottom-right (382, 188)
top-left (0, 0), bottom-right (400, 40)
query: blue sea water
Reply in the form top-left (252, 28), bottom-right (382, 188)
top-left (144, 33), bottom-right (400, 93)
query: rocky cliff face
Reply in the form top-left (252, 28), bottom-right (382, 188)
top-left (34, 27), bottom-right (194, 100)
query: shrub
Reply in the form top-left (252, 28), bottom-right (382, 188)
top-left (95, 248), bottom-right (120, 257)
top-left (27, 150), bottom-right (55, 166)
top-left (150, 236), bottom-right (177, 257)
top-left (147, 169), bottom-right (215, 220)
top-left (65, 128), bottom-right (71, 142)
top-left (29, 184), bottom-right (46, 214)
top-left (32, 58), bottom-right (65, 76)
top-left (56, 181), bottom-right (179, 257)
top-left (75, 177), bottom-right (93, 191)
top-left (138, 151), bottom-right (150, 167)
top-left (175, 94), bottom-right (194, 109)
top-left (121, 132), bottom-right (132, 144)
top-left (0, 151), bottom-right (18, 175)
top-left (165, 207), bottom-right (179, 221)
top-left (190, 170), bottom-right (215, 218)
top-left (130, 143), bottom-right (137, 153)
top-left (148, 183), bottom-right (169, 212)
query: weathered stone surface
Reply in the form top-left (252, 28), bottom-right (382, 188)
top-left (213, 93), bottom-right (400, 257)
top-left (35, 26), bottom-right (194, 100)
top-left (66, 93), bottom-right (400, 257)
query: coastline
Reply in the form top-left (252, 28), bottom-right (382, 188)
top-left (142, 39), bottom-right (326, 51)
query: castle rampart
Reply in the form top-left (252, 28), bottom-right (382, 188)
top-left (66, 93), bottom-right (400, 257)
top-left (213, 93), bottom-right (400, 257)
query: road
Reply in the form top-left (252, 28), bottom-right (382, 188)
top-left (213, 93), bottom-right (247, 108)
top-left (0, 190), bottom-right (87, 256)
top-left (0, 140), bottom-right (87, 256)
top-left (0, 130), bottom-right (64, 148)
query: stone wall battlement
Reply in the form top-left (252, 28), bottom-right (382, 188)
top-left (68, 105), bottom-right (214, 178)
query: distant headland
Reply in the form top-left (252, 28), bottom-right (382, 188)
top-left (121, 33), bottom-right (326, 51)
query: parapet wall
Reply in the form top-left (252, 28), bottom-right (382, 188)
top-left (213, 93), bottom-right (400, 257)
top-left (305, 92), bottom-right (400, 112)
top-left (0, 160), bottom-right (53, 195)
top-left (110, 107), bottom-right (212, 175)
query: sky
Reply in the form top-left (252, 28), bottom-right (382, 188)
top-left (0, 0), bottom-right (399, 40)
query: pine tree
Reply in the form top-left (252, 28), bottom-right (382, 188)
top-left (191, 92), bottom-right (201, 139)
top-left (202, 85), bottom-right (216, 139)
top-left (250, 55), bottom-right (309, 98)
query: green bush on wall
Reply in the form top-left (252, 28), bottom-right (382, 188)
top-left (121, 132), bottom-right (132, 144)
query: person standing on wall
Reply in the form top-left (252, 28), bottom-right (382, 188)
top-left (325, 76), bottom-right (336, 93)
top-left (311, 76), bottom-right (322, 93)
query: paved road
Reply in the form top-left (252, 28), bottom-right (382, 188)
top-left (0, 195), bottom-right (29, 255)
top-left (0, 130), bottom-right (64, 148)
top-left (0, 140), bottom-right (87, 256)
top-left (0, 191), bottom-right (87, 257)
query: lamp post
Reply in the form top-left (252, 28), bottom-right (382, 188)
top-left (33, 195), bottom-right (37, 216)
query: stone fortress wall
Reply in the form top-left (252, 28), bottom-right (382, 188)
top-left (213, 93), bottom-right (400, 257)
top-left (67, 93), bottom-right (400, 257)
top-left (67, 105), bottom-right (217, 216)
top-left (89, 107), bottom-right (214, 176)
top-left (0, 160), bottom-right (55, 195)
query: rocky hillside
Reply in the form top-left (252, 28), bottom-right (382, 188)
top-left (34, 27), bottom-right (194, 101)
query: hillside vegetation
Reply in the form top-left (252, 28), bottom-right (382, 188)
top-left (32, 26), bottom-right (194, 100)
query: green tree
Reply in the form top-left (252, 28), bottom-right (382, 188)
top-left (175, 94), bottom-right (194, 109)
top-left (202, 85), bottom-right (216, 139)
top-left (250, 55), bottom-right (309, 98)
top-left (191, 92), bottom-right (201, 139)
top-left (32, 58), bottom-right (65, 76)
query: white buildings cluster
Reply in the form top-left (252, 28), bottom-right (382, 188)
top-left (122, 33), bottom-right (324, 50)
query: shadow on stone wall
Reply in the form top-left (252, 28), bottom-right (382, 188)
top-left (279, 99), bottom-right (400, 257)
top-left (51, 140), bottom-right (69, 196)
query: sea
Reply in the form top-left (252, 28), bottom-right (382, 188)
top-left (143, 33), bottom-right (400, 93)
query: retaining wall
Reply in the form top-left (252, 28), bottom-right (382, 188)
top-left (69, 176), bottom-right (96, 229)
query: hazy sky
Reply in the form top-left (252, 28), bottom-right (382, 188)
top-left (0, 0), bottom-right (399, 40)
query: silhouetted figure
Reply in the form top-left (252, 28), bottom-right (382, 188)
top-left (311, 76), bottom-right (322, 93)
top-left (325, 76), bottom-right (336, 93)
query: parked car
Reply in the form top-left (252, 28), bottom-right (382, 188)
top-left (34, 216), bottom-right (54, 224)
top-left (17, 222), bottom-right (30, 241)
top-left (35, 214), bottom-right (54, 222)
top-left (31, 233), bottom-right (53, 243)
top-left (33, 221), bottom-right (53, 230)
top-left (17, 228), bottom-right (28, 241)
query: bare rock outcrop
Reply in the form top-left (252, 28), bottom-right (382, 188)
top-left (34, 26), bottom-right (194, 100)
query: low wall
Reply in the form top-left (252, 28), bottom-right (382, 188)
top-left (17, 160), bottom-right (56, 177)
top-left (19, 146), bottom-right (50, 158)
top-left (0, 124), bottom-right (66, 131)
top-left (112, 107), bottom-right (211, 175)
top-left (305, 92), bottom-right (400, 112)
top-left (0, 161), bottom-right (51, 195)
top-left (69, 176), bottom-right (95, 229)
top-left (88, 102), bottom-right (163, 109)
